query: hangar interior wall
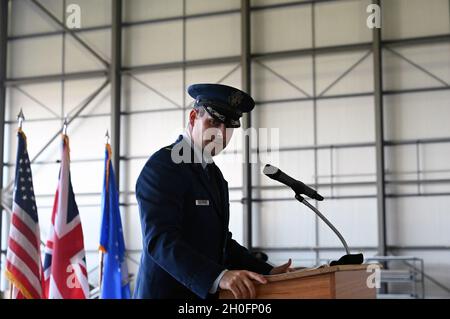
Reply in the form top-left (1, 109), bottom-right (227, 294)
top-left (1, 0), bottom-right (449, 298)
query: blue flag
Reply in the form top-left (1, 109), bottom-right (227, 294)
top-left (99, 144), bottom-right (131, 299)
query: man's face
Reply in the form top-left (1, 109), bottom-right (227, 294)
top-left (190, 108), bottom-right (234, 157)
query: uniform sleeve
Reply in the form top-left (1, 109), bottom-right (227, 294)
top-left (136, 154), bottom-right (225, 299)
top-left (209, 269), bottom-right (228, 294)
top-left (224, 232), bottom-right (273, 275)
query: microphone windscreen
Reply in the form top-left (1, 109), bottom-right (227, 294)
top-left (263, 164), bottom-right (278, 176)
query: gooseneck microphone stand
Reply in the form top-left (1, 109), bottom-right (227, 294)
top-left (294, 194), bottom-right (363, 266)
top-left (295, 194), bottom-right (350, 255)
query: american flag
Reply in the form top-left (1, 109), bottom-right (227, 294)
top-left (5, 130), bottom-right (44, 299)
top-left (43, 134), bottom-right (89, 299)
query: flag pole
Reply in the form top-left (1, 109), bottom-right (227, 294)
top-left (98, 130), bottom-right (110, 295)
top-left (98, 251), bottom-right (104, 294)
top-left (17, 108), bottom-right (24, 130)
top-left (62, 116), bottom-right (68, 135)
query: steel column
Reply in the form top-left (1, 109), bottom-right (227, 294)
top-left (241, 0), bottom-right (252, 250)
top-left (372, 0), bottom-right (387, 257)
top-left (311, 1), bottom-right (320, 266)
top-left (0, 0), bottom-right (8, 292)
top-left (111, 0), bottom-right (122, 185)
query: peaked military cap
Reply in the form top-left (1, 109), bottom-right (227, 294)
top-left (188, 83), bottom-right (255, 128)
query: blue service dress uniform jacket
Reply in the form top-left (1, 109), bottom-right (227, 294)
top-left (134, 136), bottom-right (273, 299)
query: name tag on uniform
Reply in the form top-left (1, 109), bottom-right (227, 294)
top-left (195, 199), bottom-right (210, 206)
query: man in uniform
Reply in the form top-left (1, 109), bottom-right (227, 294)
top-left (134, 83), bottom-right (292, 299)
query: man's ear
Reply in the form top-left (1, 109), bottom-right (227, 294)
top-left (189, 109), bottom-right (197, 126)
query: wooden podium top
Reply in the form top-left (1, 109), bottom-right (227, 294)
top-left (263, 264), bottom-right (371, 282)
top-left (219, 264), bottom-right (379, 299)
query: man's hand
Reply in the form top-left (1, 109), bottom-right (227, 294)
top-left (219, 270), bottom-right (267, 299)
top-left (269, 258), bottom-right (294, 275)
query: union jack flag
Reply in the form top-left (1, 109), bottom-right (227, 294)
top-left (5, 129), bottom-right (44, 299)
top-left (43, 134), bottom-right (89, 298)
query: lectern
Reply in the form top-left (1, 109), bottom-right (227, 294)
top-left (219, 264), bottom-right (377, 299)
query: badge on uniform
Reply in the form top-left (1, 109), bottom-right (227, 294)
top-left (195, 199), bottom-right (210, 206)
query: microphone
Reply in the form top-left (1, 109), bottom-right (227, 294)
top-left (263, 164), bottom-right (324, 201)
top-left (262, 164), bottom-right (364, 266)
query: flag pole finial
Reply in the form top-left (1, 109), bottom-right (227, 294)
top-left (62, 116), bottom-right (68, 135)
top-left (105, 130), bottom-right (110, 145)
top-left (17, 109), bottom-right (25, 129)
